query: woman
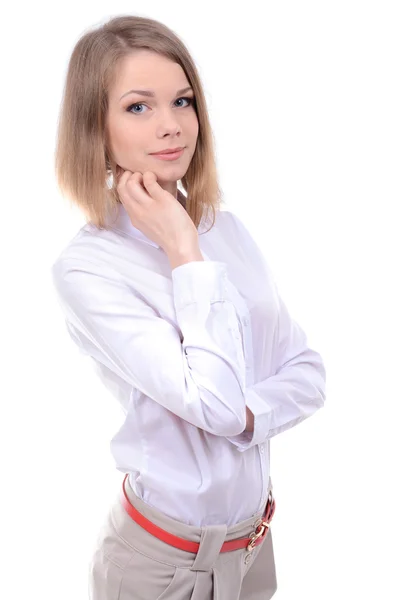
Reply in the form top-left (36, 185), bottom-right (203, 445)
top-left (51, 14), bottom-right (326, 600)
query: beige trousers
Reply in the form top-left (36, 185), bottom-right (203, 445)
top-left (88, 475), bottom-right (278, 599)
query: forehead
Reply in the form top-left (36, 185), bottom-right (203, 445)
top-left (112, 50), bottom-right (188, 91)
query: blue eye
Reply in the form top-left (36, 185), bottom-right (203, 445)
top-left (126, 96), bottom-right (194, 114)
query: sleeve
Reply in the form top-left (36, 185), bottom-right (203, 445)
top-left (51, 256), bottom-right (248, 437)
top-left (224, 214), bottom-right (327, 451)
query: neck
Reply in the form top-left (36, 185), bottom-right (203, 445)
top-left (177, 189), bottom-right (187, 209)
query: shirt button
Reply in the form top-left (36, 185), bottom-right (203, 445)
top-left (260, 446), bottom-right (264, 453)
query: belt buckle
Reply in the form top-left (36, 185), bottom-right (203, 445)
top-left (246, 490), bottom-right (274, 553)
top-left (246, 519), bottom-right (269, 552)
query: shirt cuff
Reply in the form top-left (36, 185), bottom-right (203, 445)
top-left (226, 387), bottom-right (272, 452)
top-left (171, 261), bottom-right (229, 309)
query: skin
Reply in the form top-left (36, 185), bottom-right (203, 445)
top-left (105, 49), bottom-right (199, 201)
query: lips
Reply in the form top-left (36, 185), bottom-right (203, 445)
top-left (150, 147), bottom-right (185, 155)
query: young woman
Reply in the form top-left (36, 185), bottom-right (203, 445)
top-left (51, 14), bottom-right (326, 600)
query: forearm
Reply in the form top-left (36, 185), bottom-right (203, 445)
top-left (167, 243), bottom-right (255, 433)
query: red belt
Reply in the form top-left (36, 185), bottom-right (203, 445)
top-left (120, 473), bottom-right (276, 554)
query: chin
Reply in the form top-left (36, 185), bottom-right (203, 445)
top-left (155, 166), bottom-right (189, 181)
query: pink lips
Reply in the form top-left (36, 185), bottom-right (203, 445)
top-left (151, 146), bottom-right (184, 155)
top-left (150, 148), bottom-right (185, 161)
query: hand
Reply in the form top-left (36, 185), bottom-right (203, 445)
top-left (245, 406), bottom-right (255, 432)
top-left (115, 168), bottom-right (198, 255)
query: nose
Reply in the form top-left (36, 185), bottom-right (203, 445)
top-left (156, 110), bottom-right (182, 135)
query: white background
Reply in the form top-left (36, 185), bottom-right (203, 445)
top-left (1, 1), bottom-right (399, 598)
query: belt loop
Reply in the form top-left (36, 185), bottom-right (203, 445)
top-left (190, 524), bottom-right (228, 571)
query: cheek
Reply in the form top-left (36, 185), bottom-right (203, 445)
top-left (108, 120), bottom-right (127, 150)
top-left (187, 115), bottom-right (199, 140)
top-left (115, 124), bottom-right (146, 155)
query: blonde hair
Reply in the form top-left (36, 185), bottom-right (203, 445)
top-left (54, 15), bottom-right (224, 233)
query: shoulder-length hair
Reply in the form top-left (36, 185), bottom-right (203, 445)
top-left (54, 15), bottom-right (224, 233)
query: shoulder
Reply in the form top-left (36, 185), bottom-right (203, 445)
top-left (216, 208), bottom-right (252, 238)
top-left (50, 225), bottom-right (122, 288)
top-left (218, 209), bottom-right (275, 275)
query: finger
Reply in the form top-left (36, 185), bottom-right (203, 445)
top-left (125, 173), bottom-right (153, 204)
top-left (117, 170), bottom-right (142, 191)
top-left (142, 171), bottom-right (160, 196)
top-left (116, 168), bottom-right (132, 187)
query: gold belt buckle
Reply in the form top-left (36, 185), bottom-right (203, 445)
top-left (247, 491), bottom-right (274, 552)
top-left (246, 519), bottom-right (269, 552)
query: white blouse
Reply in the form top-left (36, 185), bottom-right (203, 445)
top-left (51, 197), bottom-right (326, 527)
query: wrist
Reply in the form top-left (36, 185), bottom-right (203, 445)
top-left (167, 245), bottom-right (204, 269)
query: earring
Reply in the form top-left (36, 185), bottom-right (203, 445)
top-left (106, 172), bottom-right (114, 190)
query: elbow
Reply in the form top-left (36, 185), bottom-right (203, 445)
top-left (316, 387), bottom-right (326, 408)
top-left (212, 410), bottom-right (247, 437)
top-left (315, 355), bottom-right (327, 406)
top-left (194, 388), bottom-right (247, 436)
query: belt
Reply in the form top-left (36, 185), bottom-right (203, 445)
top-left (120, 473), bottom-right (276, 554)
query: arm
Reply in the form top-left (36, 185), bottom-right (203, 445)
top-left (166, 242), bottom-right (322, 442)
top-left (165, 245), bottom-right (258, 432)
top-left (226, 290), bottom-right (326, 450)
top-left (223, 211), bottom-right (326, 451)
top-left (51, 251), bottom-right (249, 437)
top-left (168, 244), bottom-right (255, 435)
top-left (166, 245), bottom-right (204, 269)
top-left (245, 406), bottom-right (255, 432)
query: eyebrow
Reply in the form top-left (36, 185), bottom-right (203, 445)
top-left (119, 86), bottom-right (193, 101)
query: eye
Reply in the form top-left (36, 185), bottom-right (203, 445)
top-left (126, 96), bottom-right (194, 115)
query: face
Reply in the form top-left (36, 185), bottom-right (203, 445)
top-left (106, 50), bottom-right (199, 199)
